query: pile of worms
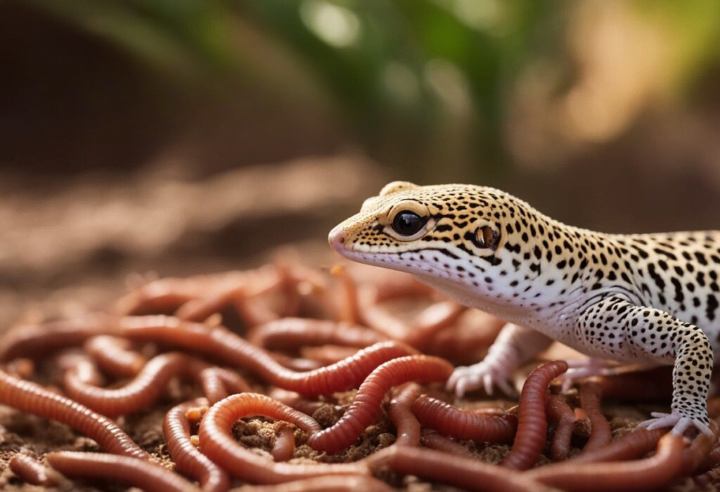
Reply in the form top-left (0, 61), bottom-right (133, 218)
top-left (0, 261), bottom-right (719, 491)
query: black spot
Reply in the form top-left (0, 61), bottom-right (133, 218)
top-left (706, 294), bottom-right (719, 321)
top-left (695, 252), bottom-right (709, 266)
top-left (647, 264), bottom-right (665, 290)
top-left (671, 278), bottom-right (684, 303)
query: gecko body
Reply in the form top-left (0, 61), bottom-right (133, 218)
top-left (329, 181), bottom-right (718, 436)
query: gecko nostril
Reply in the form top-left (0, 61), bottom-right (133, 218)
top-left (328, 226), bottom-right (348, 252)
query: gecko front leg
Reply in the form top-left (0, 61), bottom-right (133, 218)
top-left (576, 295), bottom-right (713, 437)
top-left (447, 323), bottom-right (553, 396)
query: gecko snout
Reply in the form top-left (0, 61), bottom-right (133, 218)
top-left (328, 226), bottom-right (347, 253)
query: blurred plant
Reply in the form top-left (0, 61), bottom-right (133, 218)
top-left (17, 0), bottom-right (720, 181)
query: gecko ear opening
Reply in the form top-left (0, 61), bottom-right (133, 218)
top-left (475, 225), bottom-right (500, 250)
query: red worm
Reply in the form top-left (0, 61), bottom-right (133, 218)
top-left (579, 380), bottom-right (611, 453)
top-left (163, 399), bottom-right (229, 492)
top-left (175, 284), bottom-right (262, 324)
top-left (367, 446), bottom-right (550, 492)
top-left (56, 352), bottom-right (105, 386)
top-left (568, 428), bottom-right (664, 465)
top-left (679, 428), bottom-right (717, 476)
top-left (199, 367), bottom-right (252, 404)
top-left (545, 394), bottom-right (577, 461)
top-left (402, 301), bottom-right (467, 349)
top-left (46, 451), bottom-right (198, 492)
top-left (198, 393), bottom-right (368, 483)
top-left (271, 425), bottom-right (297, 462)
top-left (501, 360), bottom-right (569, 470)
top-left (0, 369), bottom-right (147, 459)
top-left (300, 345), bottom-right (359, 365)
top-left (307, 355), bottom-right (454, 454)
top-left (412, 394), bottom-right (517, 443)
top-left (525, 433), bottom-right (686, 491)
top-left (388, 383), bottom-right (422, 447)
top-left (238, 475), bottom-right (395, 492)
top-left (248, 318), bottom-right (386, 350)
top-left (693, 442), bottom-right (720, 485)
top-left (0, 315), bottom-right (119, 362)
top-left (61, 352), bottom-right (209, 417)
top-left (8, 453), bottom-right (58, 486)
top-left (117, 286), bottom-right (195, 316)
top-left (330, 264), bottom-right (361, 325)
top-left (116, 270), bottom-right (264, 316)
top-left (120, 316), bottom-right (417, 396)
top-left (84, 335), bottom-right (146, 377)
top-left (420, 430), bottom-right (474, 457)
top-left (598, 366), bottom-right (673, 402)
top-left (267, 388), bottom-right (325, 416)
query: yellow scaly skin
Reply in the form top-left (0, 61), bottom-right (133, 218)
top-left (329, 181), bottom-right (717, 437)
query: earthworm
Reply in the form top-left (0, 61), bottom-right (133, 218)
top-left (61, 352), bottom-right (209, 416)
top-left (330, 264), bottom-right (361, 325)
top-left (198, 393), bottom-right (368, 483)
top-left (84, 335), bottom-right (146, 377)
top-left (0, 315), bottom-right (119, 362)
top-left (567, 428), bottom-right (664, 465)
top-left (116, 269), bottom-right (272, 316)
top-left (359, 300), bottom-right (465, 349)
top-left (427, 312), bottom-right (504, 364)
top-left (678, 428), bottom-right (717, 476)
top-left (267, 388), bottom-right (325, 416)
top-left (501, 360), bottom-right (569, 470)
top-left (271, 425), bottom-right (297, 462)
top-left (163, 399), bottom-right (229, 492)
top-left (525, 433), bottom-right (686, 491)
top-left (248, 318), bottom-right (386, 351)
top-left (0, 369), bottom-right (147, 458)
top-left (174, 288), bottom-right (244, 323)
top-left (300, 345), bottom-right (359, 365)
top-left (120, 317), bottom-right (417, 396)
top-left (420, 429), bottom-right (474, 457)
top-left (269, 352), bottom-right (324, 371)
top-left (199, 367), bottom-right (252, 404)
top-left (307, 355), bottom-right (454, 454)
top-left (354, 301), bottom-right (410, 341)
top-left (357, 275), bottom-right (433, 304)
top-left (8, 453), bottom-right (58, 486)
top-left (367, 445), bottom-right (549, 492)
top-left (237, 475), bottom-right (395, 492)
top-left (118, 288), bottom-right (196, 316)
top-left (402, 301), bottom-right (468, 349)
top-left (598, 366), bottom-right (673, 401)
top-left (411, 394), bottom-right (516, 443)
top-left (692, 443), bottom-right (720, 485)
top-left (708, 396), bottom-right (720, 418)
top-left (56, 352), bottom-right (105, 387)
top-left (545, 394), bottom-right (577, 461)
top-left (388, 383), bottom-right (422, 447)
top-left (579, 380), bottom-right (611, 453)
top-left (46, 451), bottom-right (198, 492)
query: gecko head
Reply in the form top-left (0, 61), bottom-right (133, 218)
top-left (329, 181), bottom-right (518, 294)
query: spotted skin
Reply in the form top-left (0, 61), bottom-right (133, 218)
top-left (329, 181), bottom-right (718, 436)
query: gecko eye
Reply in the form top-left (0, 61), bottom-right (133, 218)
top-left (392, 211), bottom-right (428, 236)
top-left (476, 225), bottom-right (500, 249)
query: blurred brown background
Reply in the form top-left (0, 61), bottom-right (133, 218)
top-left (2, 0), bottom-right (720, 327)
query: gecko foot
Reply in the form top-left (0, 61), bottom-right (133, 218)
top-left (637, 411), bottom-right (713, 438)
top-left (446, 362), bottom-right (516, 398)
